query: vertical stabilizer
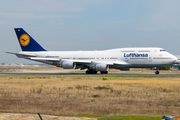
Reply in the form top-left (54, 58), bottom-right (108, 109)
top-left (14, 28), bottom-right (46, 51)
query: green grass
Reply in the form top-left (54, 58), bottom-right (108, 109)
top-left (98, 116), bottom-right (161, 120)
top-left (92, 94), bottom-right (100, 98)
top-left (94, 86), bottom-right (112, 90)
top-left (67, 114), bottom-right (102, 117)
top-left (66, 115), bottom-right (161, 120)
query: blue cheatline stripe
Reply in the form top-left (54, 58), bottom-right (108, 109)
top-left (14, 28), bottom-right (46, 51)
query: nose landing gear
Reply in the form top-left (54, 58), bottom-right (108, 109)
top-left (86, 70), bottom-right (108, 74)
top-left (155, 67), bottom-right (160, 75)
top-left (155, 71), bottom-right (159, 75)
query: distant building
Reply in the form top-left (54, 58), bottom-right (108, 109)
top-left (171, 62), bottom-right (180, 70)
top-left (0, 63), bottom-right (23, 66)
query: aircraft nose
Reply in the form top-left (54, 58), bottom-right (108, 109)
top-left (172, 55), bottom-right (178, 63)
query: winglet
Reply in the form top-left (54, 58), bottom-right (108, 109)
top-left (14, 28), bottom-right (46, 51)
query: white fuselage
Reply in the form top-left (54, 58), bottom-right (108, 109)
top-left (19, 47), bottom-right (177, 70)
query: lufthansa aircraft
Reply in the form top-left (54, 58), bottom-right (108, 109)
top-left (6, 28), bottom-right (177, 74)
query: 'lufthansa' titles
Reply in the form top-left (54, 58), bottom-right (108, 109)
top-left (124, 53), bottom-right (148, 57)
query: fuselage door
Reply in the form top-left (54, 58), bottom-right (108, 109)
top-left (149, 55), bottom-right (152, 62)
top-left (125, 57), bottom-right (128, 62)
top-left (96, 55), bottom-right (100, 61)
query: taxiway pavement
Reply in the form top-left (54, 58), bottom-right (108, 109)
top-left (0, 72), bottom-right (180, 77)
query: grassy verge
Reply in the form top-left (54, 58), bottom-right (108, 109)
top-left (98, 116), bottom-right (161, 120)
top-left (1, 75), bottom-right (180, 117)
top-left (67, 114), bottom-right (161, 120)
top-left (68, 114), bottom-right (161, 120)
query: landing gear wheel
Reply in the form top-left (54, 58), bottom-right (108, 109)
top-left (86, 70), bottom-right (97, 74)
top-left (100, 71), bottom-right (108, 74)
top-left (155, 71), bottom-right (159, 75)
top-left (86, 70), bottom-right (90, 74)
top-left (92, 70), bottom-right (97, 74)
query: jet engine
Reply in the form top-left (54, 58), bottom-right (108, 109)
top-left (62, 62), bottom-right (76, 69)
top-left (95, 64), bottom-right (109, 71)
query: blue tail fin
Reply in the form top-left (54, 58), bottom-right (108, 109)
top-left (14, 28), bottom-right (46, 51)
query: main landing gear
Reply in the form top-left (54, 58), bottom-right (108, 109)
top-left (100, 71), bottom-right (108, 74)
top-left (86, 70), bottom-right (97, 74)
top-left (86, 70), bottom-right (108, 74)
top-left (155, 67), bottom-right (160, 75)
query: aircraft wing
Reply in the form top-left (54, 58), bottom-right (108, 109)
top-left (113, 61), bottom-right (131, 66)
top-left (30, 57), bottom-right (60, 62)
top-left (6, 51), bottom-right (130, 66)
top-left (61, 59), bottom-right (91, 64)
top-left (29, 57), bottom-right (91, 64)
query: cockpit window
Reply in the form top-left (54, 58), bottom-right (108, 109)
top-left (160, 49), bottom-right (166, 51)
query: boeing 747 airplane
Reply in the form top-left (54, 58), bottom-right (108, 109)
top-left (6, 28), bottom-right (177, 74)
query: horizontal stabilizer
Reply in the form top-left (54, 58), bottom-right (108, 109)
top-left (6, 52), bottom-right (37, 58)
top-left (5, 52), bottom-right (16, 55)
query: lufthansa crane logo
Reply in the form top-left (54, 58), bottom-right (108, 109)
top-left (19, 34), bottom-right (30, 46)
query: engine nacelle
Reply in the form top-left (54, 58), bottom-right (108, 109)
top-left (120, 68), bottom-right (131, 71)
top-left (62, 62), bottom-right (76, 69)
top-left (95, 64), bottom-right (109, 71)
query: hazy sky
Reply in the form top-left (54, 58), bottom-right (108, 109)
top-left (0, 0), bottom-right (180, 64)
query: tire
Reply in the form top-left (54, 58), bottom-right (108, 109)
top-left (155, 71), bottom-right (159, 75)
top-left (86, 70), bottom-right (97, 74)
top-left (100, 71), bottom-right (108, 74)
top-left (92, 71), bottom-right (97, 74)
top-left (86, 70), bottom-right (90, 74)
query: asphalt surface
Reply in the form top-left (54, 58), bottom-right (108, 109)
top-left (0, 72), bottom-right (180, 77)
